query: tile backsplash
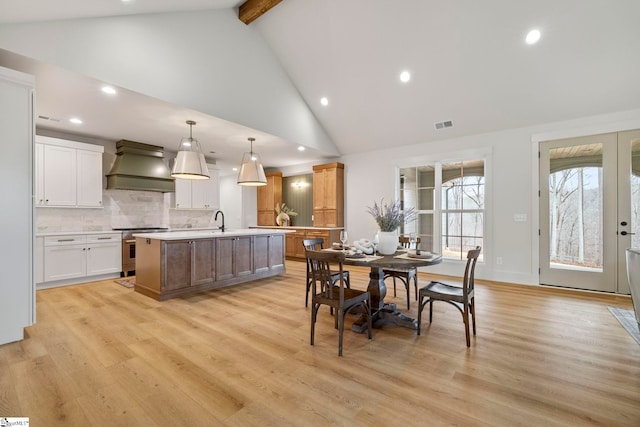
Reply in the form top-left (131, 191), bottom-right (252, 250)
top-left (36, 189), bottom-right (219, 232)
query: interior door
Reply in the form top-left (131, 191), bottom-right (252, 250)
top-left (540, 131), bottom-right (637, 293)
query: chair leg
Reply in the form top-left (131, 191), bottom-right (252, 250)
top-left (338, 309), bottom-right (344, 357)
top-left (429, 299), bottom-right (434, 323)
top-left (413, 275), bottom-right (418, 301)
top-left (470, 297), bottom-right (477, 335)
top-left (310, 304), bottom-right (319, 346)
top-left (345, 273), bottom-right (351, 289)
top-left (417, 296), bottom-right (423, 335)
top-left (405, 279), bottom-right (410, 310)
top-left (463, 302), bottom-right (471, 347)
top-left (305, 278), bottom-right (311, 307)
top-left (393, 277), bottom-right (397, 297)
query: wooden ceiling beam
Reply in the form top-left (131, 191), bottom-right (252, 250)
top-left (238, 0), bottom-right (282, 25)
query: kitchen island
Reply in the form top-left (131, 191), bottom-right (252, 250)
top-left (134, 228), bottom-right (294, 300)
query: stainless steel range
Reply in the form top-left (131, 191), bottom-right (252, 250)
top-left (113, 227), bottom-right (169, 276)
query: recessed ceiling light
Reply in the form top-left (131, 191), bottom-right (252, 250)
top-left (232, 167), bottom-right (238, 172)
top-left (320, 97), bottom-right (329, 106)
top-left (298, 146), bottom-right (305, 151)
top-left (526, 29), bottom-right (541, 45)
top-left (69, 117), bottom-right (83, 124)
top-left (400, 71), bottom-right (411, 83)
top-left (101, 85), bottom-right (117, 95)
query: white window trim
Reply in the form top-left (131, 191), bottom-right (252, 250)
top-left (396, 147), bottom-right (492, 265)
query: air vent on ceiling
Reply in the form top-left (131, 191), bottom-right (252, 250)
top-left (434, 120), bottom-right (453, 130)
top-left (37, 115), bottom-right (61, 122)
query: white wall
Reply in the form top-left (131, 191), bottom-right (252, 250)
top-left (0, 66), bottom-right (34, 344)
top-left (0, 9), bottom-right (337, 155)
top-left (342, 108), bottom-right (640, 285)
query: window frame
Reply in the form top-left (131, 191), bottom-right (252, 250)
top-left (397, 149), bottom-right (490, 264)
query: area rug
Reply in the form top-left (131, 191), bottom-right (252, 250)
top-left (114, 277), bottom-right (136, 288)
top-left (608, 307), bottom-right (640, 345)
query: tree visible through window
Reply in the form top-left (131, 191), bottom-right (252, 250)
top-left (400, 159), bottom-right (485, 262)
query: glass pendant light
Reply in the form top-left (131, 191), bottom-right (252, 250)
top-left (171, 120), bottom-right (210, 180)
top-left (237, 137), bottom-right (267, 186)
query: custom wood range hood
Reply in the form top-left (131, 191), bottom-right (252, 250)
top-left (106, 140), bottom-right (175, 192)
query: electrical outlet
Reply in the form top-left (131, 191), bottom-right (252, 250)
top-left (496, 257), bottom-right (503, 265)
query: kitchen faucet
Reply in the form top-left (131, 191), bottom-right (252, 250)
top-left (215, 210), bottom-right (225, 232)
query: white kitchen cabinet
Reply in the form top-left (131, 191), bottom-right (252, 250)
top-left (77, 149), bottom-right (103, 207)
top-left (42, 233), bottom-right (121, 284)
top-left (174, 165), bottom-right (220, 210)
top-left (35, 136), bottom-right (104, 208)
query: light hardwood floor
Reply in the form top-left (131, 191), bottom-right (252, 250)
top-left (1, 260), bottom-right (639, 426)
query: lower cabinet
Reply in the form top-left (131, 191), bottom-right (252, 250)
top-left (254, 234), bottom-right (285, 273)
top-left (40, 233), bottom-right (122, 284)
top-left (135, 234), bottom-right (286, 301)
top-left (163, 239), bottom-right (215, 291)
top-left (284, 228), bottom-right (342, 260)
top-left (216, 236), bottom-right (252, 281)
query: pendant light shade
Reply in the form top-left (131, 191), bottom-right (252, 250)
top-left (237, 137), bottom-right (267, 186)
top-left (171, 120), bottom-right (210, 180)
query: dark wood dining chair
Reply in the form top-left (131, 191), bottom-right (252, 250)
top-left (383, 235), bottom-right (420, 309)
top-left (417, 246), bottom-right (481, 347)
top-left (302, 238), bottom-right (350, 307)
top-left (307, 250), bottom-right (372, 356)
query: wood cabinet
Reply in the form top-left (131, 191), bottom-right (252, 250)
top-left (257, 172), bottom-right (282, 226)
top-left (216, 236), bottom-right (253, 280)
top-left (35, 136), bottom-right (104, 208)
top-left (174, 165), bottom-right (220, 210)
top-left (162, 239), bottom-right (215, 290)
top-left (313, 162), bottom-right (344, 227)
top-left (41, 233), bottom-right (121, 284)
top-left (284, 227), bottom-right (343, 260)
top-left (135, 232), bottom-right (286, 301)
top-left (254, 234), bottom-right (285, 273)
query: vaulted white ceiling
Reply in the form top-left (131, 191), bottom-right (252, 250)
top-left (1, 0), bottom-right (640, 171)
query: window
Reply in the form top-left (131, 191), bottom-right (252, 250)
top-left (400, 159), bottom-right (485, 261)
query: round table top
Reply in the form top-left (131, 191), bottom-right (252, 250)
top-left (342, 251), bottom-right (442, 268)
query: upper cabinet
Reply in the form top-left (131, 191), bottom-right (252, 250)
top-left (257, 172), bottom-right (282, 226)
top-left (174, 165), bottom-right (220, 210)
top-left (35, 136), bottom-right (104, 208)
top-left (313, 162), bottom-right (344, 227)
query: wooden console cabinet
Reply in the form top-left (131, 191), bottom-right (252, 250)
top-left (284, 227), bottom-right (343, 260)
top-left (313, 162), bottom-right (344, 227)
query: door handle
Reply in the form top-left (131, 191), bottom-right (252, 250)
top-left (621, 231), bottom-right (636, 236)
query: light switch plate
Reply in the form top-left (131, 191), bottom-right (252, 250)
top-left (514, 214), bottom-right (527, 222)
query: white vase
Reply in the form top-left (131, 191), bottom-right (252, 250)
top-left (377, 231), bottom-right (399, 255)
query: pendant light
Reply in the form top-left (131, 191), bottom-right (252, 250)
top-left (237, 137), bottom-right (267, 186)
top-left (171, 120), bottom-right (210, 180)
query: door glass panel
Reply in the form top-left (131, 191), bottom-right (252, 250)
top-left (548, 144), bottom-right (603, 272)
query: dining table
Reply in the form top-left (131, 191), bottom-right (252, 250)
top-left (332, 249), bottom-right (442, 333)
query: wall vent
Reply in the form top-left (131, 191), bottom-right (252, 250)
top-left (434, 120), bottom-right (453, 130)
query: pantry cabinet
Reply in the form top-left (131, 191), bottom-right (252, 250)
top-left (35, 135), bottom-right (104, 208)
top-left (174, 165), bottom-right (220, 209)
top-left (312, 162), bottom-right (344, 227)
top-left (257, 172), bottom-right (282, 226)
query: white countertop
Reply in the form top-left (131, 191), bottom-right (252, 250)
top-left (36, 230), bottom-right (121, 237)
top-left (132, 228), bottom-right (296, 241)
